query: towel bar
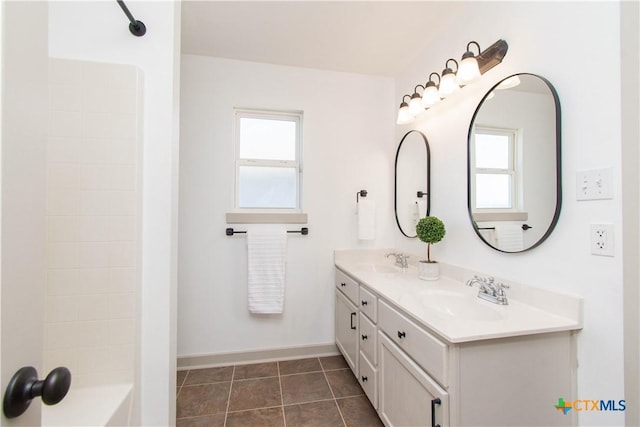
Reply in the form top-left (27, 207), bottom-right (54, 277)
top-left (226, 227), bottom-right (309, 236)
top-left (477, 224), bottom-right (532, 231)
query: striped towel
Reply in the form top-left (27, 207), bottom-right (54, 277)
top-left (247, 225), bottom-right (287, 314)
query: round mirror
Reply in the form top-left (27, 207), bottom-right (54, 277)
top-left (467, 73), bottom-right (561, 252)
top-left (395, 130), bottom-right (431, 238)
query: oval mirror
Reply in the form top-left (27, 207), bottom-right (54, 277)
top-left (467, 73), bottom-right (561, 252)
top-left (395, 130), bottom-right (431, 238)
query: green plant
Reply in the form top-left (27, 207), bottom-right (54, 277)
top-left (416, 216), bottom-right (446, 263)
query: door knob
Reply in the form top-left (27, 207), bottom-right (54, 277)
top-left (3, 366), bottom-right (71, 418)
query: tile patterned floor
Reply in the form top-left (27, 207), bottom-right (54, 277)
top-left (176, 355), bottom-right (384, 427)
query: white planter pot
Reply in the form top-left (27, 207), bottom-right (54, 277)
top-left (418, 261), bottom-right (439, 281)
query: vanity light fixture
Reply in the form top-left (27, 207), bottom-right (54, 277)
top-left (396, 39), bottom-right (508, 124)
top-left (458, 41), bottom-right (482, 83)
top-left (438, 58), bottom-right (460, 98)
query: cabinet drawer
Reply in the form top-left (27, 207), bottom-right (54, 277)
top-left (359, 286), bottom-right (377, 322)
top-left (335, 269), bottom-right (359, 305)
top-left (359, 313), bottom-right (377, 365)
top-left (379, 300), bottom-right (448, 387)
top-left (359, 352), bottom-right (378, 409)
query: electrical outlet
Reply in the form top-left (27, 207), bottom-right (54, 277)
top-left (591, 223), bottom-right (614, 256)
top-left (576, 168), bottom-right (613, 201)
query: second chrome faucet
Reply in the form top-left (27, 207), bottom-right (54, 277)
top-left (386, 252), bottom-right (410, 269)
top-left (466, 275), bottom-right (510, 305)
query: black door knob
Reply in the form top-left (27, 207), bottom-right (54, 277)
top-left (3, 366), bottom-right (71, 418)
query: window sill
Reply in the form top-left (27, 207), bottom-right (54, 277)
top-left (473, 212), bottom-right (528, 222)
top-left (226, 212), bottom-right (308, 224)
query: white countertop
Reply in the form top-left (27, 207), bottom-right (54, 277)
top-left (334, 249), bottom-right (583, 344)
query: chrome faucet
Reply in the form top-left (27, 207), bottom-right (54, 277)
top-left (466, 275), bottom-right (510, 305)
top-left (385, 252), bottom-right (410, 268)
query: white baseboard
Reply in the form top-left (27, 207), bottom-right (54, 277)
top-left (177, 343), bottom-right (340, 371)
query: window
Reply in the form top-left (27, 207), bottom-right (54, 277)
top-left (471, 127), bottom-right (519, 210)
top-left (235, 109), bottom-right (302, 211)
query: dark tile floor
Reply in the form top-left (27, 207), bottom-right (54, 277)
top-left (176, 355), bottom-right (384, 427)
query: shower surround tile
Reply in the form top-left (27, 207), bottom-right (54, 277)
top-left (44, 58), bottom-right (141, 386)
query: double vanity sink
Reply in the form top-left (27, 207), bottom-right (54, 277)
top-left (334, 249), bottom-right (582, 427)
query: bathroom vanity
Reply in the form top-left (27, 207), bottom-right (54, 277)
top-left (335, 249), bottom-right (582, 427)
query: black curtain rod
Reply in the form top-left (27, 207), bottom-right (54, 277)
top-left (117, 0), bottom-right (146, 37)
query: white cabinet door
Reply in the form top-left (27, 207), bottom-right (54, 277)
top-left (378, 332), bottom-right (449, 427)
top-left (335, 290), bottom-right (358, 374)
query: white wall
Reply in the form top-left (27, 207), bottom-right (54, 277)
top-left (395, 2), bottom-right (623, 426)
top-left (48, 2), bottom-right (180, 425)
top-left (1, 2), bottom-right (48, 425)
top-left (178, 55), bottom-right (395, 358)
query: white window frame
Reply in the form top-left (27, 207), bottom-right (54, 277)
top-left (234, 108), bottom-right (303, 212)
top-left (471, 126), bottom-right (520, 212)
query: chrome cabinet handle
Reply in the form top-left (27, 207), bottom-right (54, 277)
top-left (3, 366), bottom-right (71, 418)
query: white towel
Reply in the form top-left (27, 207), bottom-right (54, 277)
top-left (495, 224), bottom-right (524, 252)
top-left (478, 227), bottom-right (499, 247)
top-left (415, 200), bottom-right (427, 223)
top-left (357, 199), bottom-right (376, 240)
top-left (247, 225), bottom-right (287, 314)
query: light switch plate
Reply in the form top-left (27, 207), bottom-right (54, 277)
top-left (576, 167), bottom-right (613, 201)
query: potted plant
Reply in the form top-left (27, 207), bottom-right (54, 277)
top-left (416, 216), bottom-right (446, 280)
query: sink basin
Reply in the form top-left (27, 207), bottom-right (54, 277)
top-left (354, 263), bottom-right (400, 275)
top-left (420, 290), bottom-right (504, 322)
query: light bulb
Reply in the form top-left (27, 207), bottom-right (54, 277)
top-left (422, 84), bottom-right (440, 107)
top-left (458, 56), bottom-right (480, 84)
top-left (408, 93), bottom-right (424, 116)
top-left (459, 42), bottom-right (482, 84)
top-left (438, 59), bottom-right (460, 98)
top-left (396, 102), bottom-right (414, 125)
top-left (439, 71), bottom-right (459, 98)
